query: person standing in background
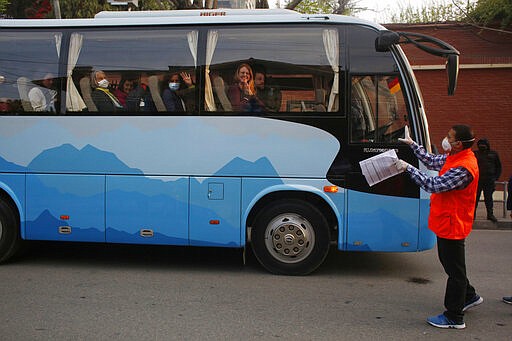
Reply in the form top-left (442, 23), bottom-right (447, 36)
top-left (473, 138), bottom-right (502, 223)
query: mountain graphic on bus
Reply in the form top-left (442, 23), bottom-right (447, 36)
top-left (28, 143), bottom-right (144, 174)
top-left (18, 143), bottom-right (282, 178)
top-left (212, 156), bottom-right (280, 177)
top-left (0, 155), bottom-right (27, 172)
top-left (18, 143), bottom-right (282, 246)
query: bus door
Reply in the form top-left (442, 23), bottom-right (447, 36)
top-left (343, 74), bottom-right (421, 252)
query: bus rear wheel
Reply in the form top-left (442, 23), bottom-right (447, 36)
top-left (0, 199), bottom-right (21, 264)
top-left (251, 199), bottom-right (330, 275)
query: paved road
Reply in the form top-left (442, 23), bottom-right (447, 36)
top-left (0, 229), bottom-right (511, 340)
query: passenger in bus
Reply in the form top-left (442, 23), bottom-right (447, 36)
top-left (351, 77), bottom-right (367, 141)
top-left (0, 98), bottom-right (9, 112)
top-left (228, 63), bottom-right (265, 113)
top-left (125, 80), bottom-right (153, 112)
top-left (351, 98), bottom-right (366, 141)
top-left (90, 70), bottom-right (123, 112)
top-left (28, 73), bottom-right (57, 112)
top-left (113, 76), bottom-right (135, 108)
top-left (162, 71), bottom-right (195, 112)
top-left (253, 65), bottom-right (281, 112)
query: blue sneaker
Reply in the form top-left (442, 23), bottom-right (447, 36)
top-left (503, 296), bottom-right (512, 305)
top-left (427, 314), bottom-right (466, 329)
top-left (463, 294), bottom-right (483, 312)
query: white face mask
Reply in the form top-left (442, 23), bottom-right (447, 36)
top-left (169, 82), bottom-right (180, 91)
top-left (441, 137), bottom-right (453, 152)
top-left (98, 79), bottom-right (109, 89)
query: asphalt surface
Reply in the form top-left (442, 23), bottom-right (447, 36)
top-left (0, 229), bottom-right (511, 340)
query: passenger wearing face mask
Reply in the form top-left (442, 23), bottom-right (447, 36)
top-left (473, 138), bottom-right (502, 223)
top-left (90, 70), bottom-right (123, 112)
top-left (395, 125), bottom-right (482, 330)
top-left (162, 72), bottom-right (195, 113)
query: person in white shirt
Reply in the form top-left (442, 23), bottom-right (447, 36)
top-left (28, 73), bottom-right (57, 112)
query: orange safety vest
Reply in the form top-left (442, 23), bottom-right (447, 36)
top-left (428, 148), bottom-right (479, 239)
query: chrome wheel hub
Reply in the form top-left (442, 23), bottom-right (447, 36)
top-left (265, 213), bottom-right (314, 264)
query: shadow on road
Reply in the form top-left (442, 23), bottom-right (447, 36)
top-left (9, 241), bottom-right (433, 279)
top-left (14, 241), bottom-right (247, 271)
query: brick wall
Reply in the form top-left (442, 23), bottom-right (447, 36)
top-left (414, 69), bottom-right (512, 182)
top-left (384, 23), bottom-right (512, 181)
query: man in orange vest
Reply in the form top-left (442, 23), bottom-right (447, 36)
top-left (395, 124), bottom-right (482, 329)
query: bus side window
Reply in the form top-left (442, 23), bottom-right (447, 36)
top-left (207, 26), bottom-right (340, 115)
top-left (350, 75), bottom-right (410, 143)
top-left (69, 29), bottom-right (198, 115)
top-left (0, 31), bottom-right (61, 115)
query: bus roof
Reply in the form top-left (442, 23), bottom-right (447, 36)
top-left (0, 8), bottom-right (384, 30)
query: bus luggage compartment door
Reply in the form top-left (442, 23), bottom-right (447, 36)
top-left (106, 175), bottom-right (189, 245)
top-left (189, 177), bottom-right (241, 247)
top-left (26, 174), bottom-right (105, 242)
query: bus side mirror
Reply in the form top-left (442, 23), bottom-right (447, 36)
top-left (446, 54), bottom-right (459, 96)
top-left (375, 31), bottom-right (400, 52)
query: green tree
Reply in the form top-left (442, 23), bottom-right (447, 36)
top-left (5, 0), bottom-right (111, 18)
top-left (468, 0), bottom-right (512, 29)
top-left (287, 0), bottom-right (332, 13)
top-left (285, 0), bottom-right (362, 15)
top-left (388, 0), bottom-right (511, 30)
top-left (58, 0), bottom-right (116, 18)
top-left (390, 0), bottom-right (475, 24)
top-left (0, 0), bottom-right (9, 13)
top-left (6, 0), bottom-right (191, 19)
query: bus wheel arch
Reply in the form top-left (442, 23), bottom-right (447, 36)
top-left (248, 191), bottom-right (336, 275)
top-left (0, 190), bottom-right (22, 264)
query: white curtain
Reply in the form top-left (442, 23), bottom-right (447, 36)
top-left (204, 30), bottom-right (218, 112)
top-left (323, 29), bottom-right (339, 112)
top-left (66, 33), bottom-right (87, 112)
top-left (187, 30), bottom-right (198, 68)
top-left (54, 33), bottom-right (62, 58)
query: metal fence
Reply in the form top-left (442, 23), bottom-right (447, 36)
top-left (487, 181), bottom-right (509, 218)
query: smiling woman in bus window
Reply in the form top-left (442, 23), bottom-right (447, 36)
top-left (228, 63), bottom-right (266, 113)
top-left (113, 76), bottom-right (135, 108)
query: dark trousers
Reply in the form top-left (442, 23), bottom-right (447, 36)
top-left (476, 180), bottom-right (495, 212)
top-left (437, 237), bottom-right (476, 323)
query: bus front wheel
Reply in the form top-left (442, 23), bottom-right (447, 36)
top-left (0, 199), bottom-right (21, 264)
top-left (251, 199), bottom-right (330, 275)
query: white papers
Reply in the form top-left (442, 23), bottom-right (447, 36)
top-left (359, 149), bottom-right (402, 186)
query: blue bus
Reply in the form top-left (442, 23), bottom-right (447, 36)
top-left (0, 9), bottom-right (459, 274)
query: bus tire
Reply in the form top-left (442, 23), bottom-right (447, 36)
top-left (0, 199), bottom-right (21, 264)
top-left (251, 199), bottom-right (330, 275)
